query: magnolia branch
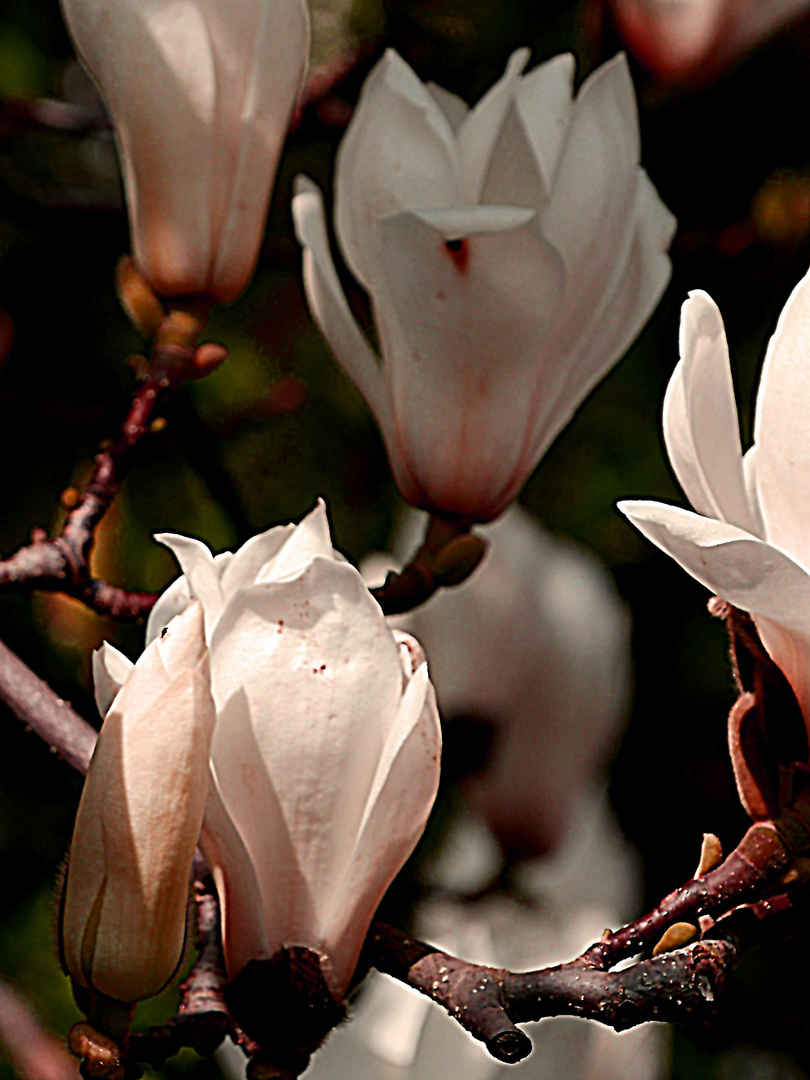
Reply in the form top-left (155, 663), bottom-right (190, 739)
top-left (0, 279), bottom-right (223, 620)
top-left (3, 628), bottom-right (806, 1073)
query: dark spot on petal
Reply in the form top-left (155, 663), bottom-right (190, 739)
top-left (444, 238), bottom-right (469, 272)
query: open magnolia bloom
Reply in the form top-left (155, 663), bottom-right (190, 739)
top-left (365, 504), bottom-right (630, 858)
top-left (59, 0), bottom-right (309, 302)
top-left (621, 269), bottom-right (810, 729)
top-left (294, 48), bottom-right (675, 522)
top-left (95, 501), bottom-right (441, 1005)
top-left (60, 603), bottom-right (215, 1006)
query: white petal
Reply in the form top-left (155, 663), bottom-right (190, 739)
top-left (210, 0), bottom-right (309, 301)
top-left (752, 266), bottom-right (810, 570)
top-left (322, 665), bottom-right (441, 996)
top-left (334, 49), bottom-right (460, 288)
top-left (542, 54), bottom-right (639, 308)
top-left (663, 290), bottom-right (756, 532)
top-left (426, 82), bottom-right (469, 131)
top-left (254, 499), bottom-right (336, 583)
top-left (456, 48), bottom-right (530, 204)
top-left (92, 642), bottom-right (134, 719)
top-left (477, 98), bottom-right (550, 212)
top-left (220, 524), bottom-right (295, 597)
top-left (145, 567), bottom-right (193, 647)
top-left (619, 500), bottom-right (810, 634)
top-left (206, 691), bottom-right (312, 971)
top-left (209, 558), bottom-right (405, 964)
top-left (372, 205), bottom-right (565, 518)
top-left (154, 533), bottom-right (225, 636)
top-left (61, 0), bottom-right (218, 295)
top-left (515, 53), bottom-right (576, 192)
top-left (523, 168), bottom-right (674, 469)
top-left (293, 176), bottom-right (389, 426)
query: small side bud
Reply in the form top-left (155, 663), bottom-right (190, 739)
top-left (431, 534), bottom-right (488, 587)
top-left (68, 1021), bottom-right (127, 1079)
top-left (651, 922), bottom-right (698, 957)
top-left (116, 257), bottom-right (165, 339)
top-left (191, 342), bottom-right (228, 379)
top-left (695, 833), bottom-right (723, 877)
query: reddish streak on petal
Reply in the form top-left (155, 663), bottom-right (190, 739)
top-left (444, 238), bottom-right (469, 273)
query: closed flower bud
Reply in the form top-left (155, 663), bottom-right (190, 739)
top-left (294, 49), bottom-right (675, 522)
top-left (59, 603), bottom-right (216, 1007)
top-left (59, 0), bottom-right (310, 302)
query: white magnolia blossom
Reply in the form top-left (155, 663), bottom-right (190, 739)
top-left (59, 0), bottom-right (309, 302)
top-left (218, 797), bottom-right (665, 1080)
top-left (621, 269), bottom-right (810, 728)
top-left (60, 603), bottom-right (215, 1004)
top-left (95, 501), bottom-right (441, 1000)
top-left (294, 48), bottom-right (675, 522)
top-left (365, 504), bottom-right (631, 856)
top-left (610, 0), bottom-right (810, 83)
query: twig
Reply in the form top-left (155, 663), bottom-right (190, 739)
top-left (0, 304), bottom-right (213, 620)
top-left (0, 636), bottom-right (97, 774)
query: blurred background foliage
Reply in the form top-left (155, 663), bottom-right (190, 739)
top-left (3, 1), bottom-right (810, 1078)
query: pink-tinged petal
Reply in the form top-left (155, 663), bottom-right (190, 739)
top-left (322, 665), bottom-right (441, 996)
top-left (618, 501), bottom-right (810, 635)
top-left (334, 50), bottom-right (459, 288)
top-left (374, 205), bottom-right (565, 519)
top-left (209, 558), bottom-right (404, 954)
top-left (522, 168), bottom-right (674, 470)
top-left (753, 615), bottom-right (810, 732)
top-left (542, 54), bottom-right (639, 309)
top-left (209, 0), bottom-right (309, 301)
top-left (206, 690), bottom-right (314, 969)
top-left (92, 642), bottom-right (133, 720)
top-left (61, 604), bottom-right (215, 1002)
top-left (426, 82), bottom-right (469, 131)
top-left (220, 524), bottom-right (295, 597)
top-left (293, 176), bottom-right (389, 426)
top-left (154, 533), bottom-right (224, 636)
top-left (201, 768), bottom-right (270, 978)
top-left (752, 267), bottom-right (810, 570)
top-left (61, 0), bottom-right (217, 295)
top-left (515, 53), bottom-right (575, 192)
top-left (255, 499), bottom-right (335, 583)
top-left (663, 290), bottom-right (756, 532)
top-left (456, 48), bottom-right (530, 203)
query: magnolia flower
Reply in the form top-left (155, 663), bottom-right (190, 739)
top-left (294, 48), bottom-right (675, 522)
top-left (366, 505), bottom-right (630, 856)
top-left (607, 0), bottom-right (810, 85)
top-left (95, 502), bottom-right (441, 1002)
top-left (59, 603), bottom-right (215, 1004)
top-left (621, 269), bottom-right (810, 728)
top-left (59, 0), bottom-right (309, 301)
top-left (218, 796), bottom-right (665, 1080)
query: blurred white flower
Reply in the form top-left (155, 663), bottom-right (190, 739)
top-left (60, 603), bottom-right (215, 1004)
top-left (217, 796), bottom-right (666, 1080)
top-left (608, 0), bottom-right (810, 85)
top-left (294, 48), bottom-right (675, 522)
top-left (95, 501), bottom-right (441, 1000)
top-left (366, 504), bottom-right (631, 857)
top-left (59, 0), bottom-right (309, 302)
top-left (621, 270), bottom-right (810, 727)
